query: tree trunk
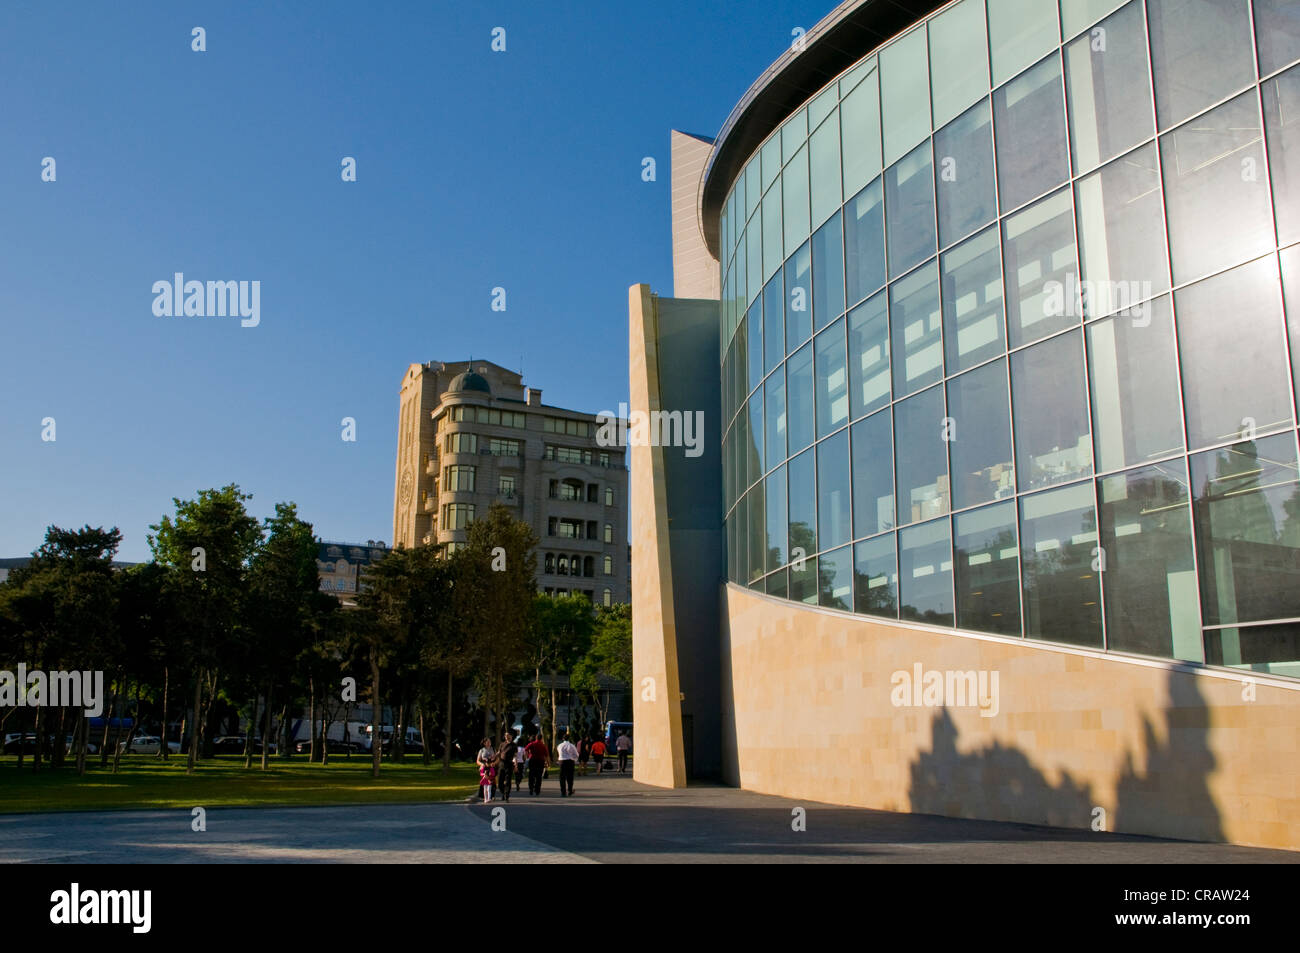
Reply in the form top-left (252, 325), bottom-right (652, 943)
top-left (51, 706), bottom-right (67, 768)
top-left (31, 704), bottom-right (43, 773)
top-left (442, 670), bottom-right (453, 773)
top-left (277, 701), bottom-right (289, 759)
top-left (419, 705), bottom-right (430, 767)
top-left (393, 692), bottom-right (405, 763)
top-left (158, 667), bottom-right (169, 762)
top-left (244, 692), bottom-right (260, 769)
top-left (308, 677), bottom-right (317, 763)
top-left (549, 668), bottom-right (559, 753)
top-left (186, 671), bottom-right (202, 775)
top-left (261, 683), bottom-right (274, 771)
top-left (74, 709), bottom-right (87, 775)
top-left (98, 676), bottom-right (117, 767)
top-left (369, 647), bottom-right (381, 779)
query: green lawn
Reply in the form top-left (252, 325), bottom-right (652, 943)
top-left (0, 755), bottom-right (480, 814)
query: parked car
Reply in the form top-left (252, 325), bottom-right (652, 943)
top-left (64, 735), bottom-right (98, 755)
top-left (117, 734), bottom-right (180, 755)
top-left (3, 733), bottom-right (37, 754)
top-left (293, 738), bottom-right (365, 755)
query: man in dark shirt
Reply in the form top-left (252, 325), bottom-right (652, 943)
top-left (496, 732), bottom-right (519, 802)
top-left (523, 733), bottom-right (550, 795)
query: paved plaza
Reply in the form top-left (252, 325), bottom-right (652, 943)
top-left (3, 773), bottom-right (1295, 863)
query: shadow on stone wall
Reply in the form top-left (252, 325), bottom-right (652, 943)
top-left (908, 671), bottom-right (1222, 840)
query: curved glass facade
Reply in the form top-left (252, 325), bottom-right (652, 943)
top-left (718, 0), bottom-right (1300, 676)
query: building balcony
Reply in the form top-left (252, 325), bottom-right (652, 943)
top-left (423, 497), bottom-right (436, 513)
top-left (425, 457), bottom-right (437, 475)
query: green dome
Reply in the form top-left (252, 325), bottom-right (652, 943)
top-left (448, 370), bottom-right (491, 394)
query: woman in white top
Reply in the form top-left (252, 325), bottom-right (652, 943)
top-left (476, 738), bottom-right (496, 802)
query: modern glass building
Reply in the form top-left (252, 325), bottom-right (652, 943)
top-left (717, 0), bottom-right (1300, 677)
top-left (629, 0), bottom-right (1300, 850)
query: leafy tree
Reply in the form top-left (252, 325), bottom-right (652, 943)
top-left (571, 602), bottom-right (630, 732)
top-left (530, 594), bottom-right (594, 751)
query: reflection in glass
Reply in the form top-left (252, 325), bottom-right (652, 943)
top-left (994, 54), bottom-right (1069, 212)
top-left (819, 545), bottom-right (854, 611)
top-left (785, 241), bottom-right (813, 352)
top-left (1099, 461), bottom-right (1201, 660)
top-left (788, 448), bottom-right (818, 590)
top-left (763, 273), bottom-right (784, 374)
top-left (1003, 188), bottom-right (1078, 348)
top-left (852, 410), bottom-right (895, 537)
top-left (748, 390), bottom-right (764, 480)
top-left (818, 430), bottom-right (852, 551)
top-left (746, 210), bottom-right (762, 305)
top-left (1263, 68), bottom-right (1300, 247)
top-left (941, 225), bottom-right (1005, 373)
top-left (880, 24), bottom-right (931, 166)
top-left (1075, 143), bottom-right (1169, 316)
top-left (840, 65), bottom-right (882, 200)
top-left (934, 99), bottom-right (996, 247)
top-left (1019, 482), bottom-right (1103, 646)
top-left (815, 318), bottom-right (849, 438)
top-left (885, 142), bottom-right (937, 278)
top-left (1011, 329), bottom-right (1093, 489)
top-left (765, 374), bottom-right (787, 472)
top-left (810, 111), bottom-right (843, 229)
top-left (812, 212), bottom-right (846, 331)
top-left (748, 482), bottom-right (765, 584)
top-left (733, 494), bottom-right (747, 584)
top-left (766, 567), bottom-right (789, 599)
top-left (1205, 623), bottom-right (1300, 678)
top-left (987, 0), bottom-right (1059, 86)
top-left (1161, 91), bottom-right (1271, 283)
top-left (947, 360), bottom-right (1015, 510)
top-left (954, 501), bottom-right (1021, 635)
top-left (849, 291), bottom-right (891, 419)
top-left (790, 554), bottom-right (819, 604)
top-left (1191, 433), bottom-right (1300, 625)
top-left (890, 261), bottom-right (943, 397)
top-left (1175, 257), bottom-right (1293, 451)
top-left (734, 404), bottom-right (749, 496)
top-left (929, 0), bottom-right (989, 128)
top-left (1284, 246), bottom-right (1300, 414)
top-left (1064, 0), bottom-right (1154, 174)
top-left (762, 181), bottom-right (782, 284)
top-left (894, 384), bottom-right (950, 524)
top-left (854, 533), bottom-right (898, 618)
top-left (899, 518), bottom-right (954, 626)
top-left (845, 179), bottom-right (886, 307)
top-left (766, 465), bottom-right (787, 571)
top-left (1060, 0), bottom-right (1127, 39)
top-left (786, 342), bottom-right (815, 454)
top-left (1254, 0), bottom-right (1300, 76)
top-left (746, 299), bottom-right (763, 396)
top-left (783, 144), bottom-right (811, 257)
top-left (1148, 0), bottom-right (1255, 130)
top-left (1087, 297), bottom-right (1184, 473)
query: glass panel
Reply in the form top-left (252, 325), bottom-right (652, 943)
top-left (748, 482), bottom-right (765, 584)
top-left (841, 64), bottom-right (882, 200)
top-left (812, 211), bottom-right (846, 331)
top-left (1075, 143), bottom-right (1169, 316)
top-left (890, 261), bottom-right (943, 397)
top-left (852, 409), bottom-right (895, 537)
top-left (735, 406), bottom-right (749, 494)
top-left (809, 86), bottom-right (838, 134)
top-left (1087, 297), bottom-right (1184, 473)
top-left (1003, 188), bottom-right (1078, 348)
top-left (1060, 0), bottom-right (1126, 37)
top-left (745, 158), bottom-right (760, 219)
top-left (815, 318), bottom-right (849, 438)
top-left (819, 545), bottom-right (854, 611)
top-left (746, 299), bottom-right (763, 396)
top-left (885, 142), bottom-right (937, 278)
top-left (987, 0), bottom-right (1059, 87)
top-left (895, 384), bottom-right (951, 524)
top-left (929, 0), bottom-right (990, 128)
top-left (1263, 67), bottom-right (1300, 247)
top-left (1255, 0), bottom-right (1300, 76)
top-left (1191, 432), bottom-right (1300, 624)
top-left (845, 178), bottom-right (886, 307)
top-left (1285, 245), bottom-right (1300, 413)
top-left (766, 567), bottom-right (789, 599)
top-left (810, 110), bottom-right (843, 229)
top-left (765, 374), bottom-right (787, 470)
top-left (1011, 329), bottom-right (1093, 490)
top-left (954, 501), bottom-right (1021, 635)
top-left (1065, 1), bottom-right (1154, 174)
top-left (1160, 91), bottom-right (1271, 284)
top-left (1175, 256), bottom-right (1293, 450)
top-left (1205, 623), bottom-right (1300, 678)
top-left (735, 213), bottom-right (749, 316)
top-left (766, 465), bottom-right (787, 571)
top-left (1148, 0), bottom-right (1254, 130)
top-left (783, 144), bottom-right (811, 257)
top-left (1099, 460), bottom-right (1201, 661)
top-left (762, 181), bottom-right (783, 282)
top-left (748, 391), bottom-right (764, 479)
top-left (818, 431), bottom-right (852, 551)
top-left (854, 534), bottom-right (898, 617)
top-left (899, 518), bottom-right (954, 626)
top-left (761, 135), bottom-right (781, 192)
top-left (733, 493), bottom-right (747, 584)
top-left (880, 24), bottom-right (931, 166)
top-left (994, 54), bottom-right (1069, 212)
top-left (746, 212), bottom-right (762, 305)
top-left (840, 55), bottom-right (876, 97)
top-left (1019, 482), bottom-right (1103, 646)
top-left (947, 359), bottom-right (1015, 510)
top-left (763, 272), bottom-right (784, 374)
top-left (782, 108), bottom-right (808, 164)
top-left (934, 99), bottom-right (996, 248)
top-left (941, 226), bottom-right (1005, 373)
top-left (849, 291), bottom-right (891, 418)
top-left (788, 447), bottom-right (818, 570)
top-left (786, 342), bottom-right (815, 454)
top-left (790, 555), bottom-right (819, 605)
top-left (785, 241), bottom-right (813, 351)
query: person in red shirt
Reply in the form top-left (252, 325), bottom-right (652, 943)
top-left (523, 733), bottom-right (550, 796)
top-left (590, 738), bottom-right (607, 774)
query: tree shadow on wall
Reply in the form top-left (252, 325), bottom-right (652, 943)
top-left (907, 671), bottom-right (1222, 840)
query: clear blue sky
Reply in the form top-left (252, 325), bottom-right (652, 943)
top-left (0, 1), bottom-right (832, 562)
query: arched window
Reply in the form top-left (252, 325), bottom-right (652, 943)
top-left (602, 589), bottom-right (612, 607)
top-left (604, 555), bottom-right (613, 575)
top-left (583, 556), bottom-right (594, 577)
top-left (544, 553), bottom-right (555, 574)
top-left (557, 555), bottom-right (569, 575)
top-left (572, 554), bottom-right (582, 577)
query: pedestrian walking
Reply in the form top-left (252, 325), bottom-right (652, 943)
top-left (591, 737), bottom-right (606, 774)
top-left (556, 733), bottom-right (578, 796)
top-left (496, 732), bottom-right (518, 802)
top-left (523, 732), bottom-right (550, 795)
top-left (476, 737), bottom-right (496, 803)
top-left (616, 731), bottom-right (631, 773)
top-left (514, 734), bottom-right (528, 792)
top-left (578, 736), bottom-right (591, 776)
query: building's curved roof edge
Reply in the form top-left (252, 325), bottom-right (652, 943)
top-left (699, 0), bottom-right (946, 259)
